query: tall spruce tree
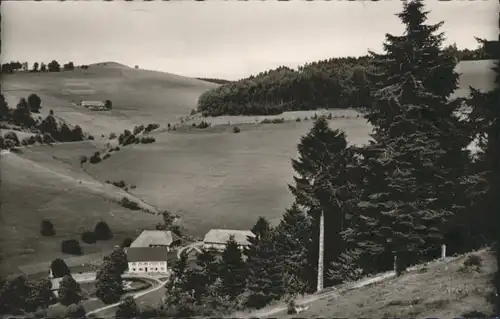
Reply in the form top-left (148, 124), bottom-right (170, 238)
top-left (245, 229), bottom-right (284, 309)
top-left (466, 39), bottom-right (500, 314)
top-left (274, 204), bottom-right (313, 294)
top-left (218, 235), bottom-right (247, 299)
top-left (288, 116), bottom-right (360, 288)
top-left (346, 0), bottom-right (472, 274)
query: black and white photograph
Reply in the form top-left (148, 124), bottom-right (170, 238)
top-left (1, 0), bottom-right (500, 317)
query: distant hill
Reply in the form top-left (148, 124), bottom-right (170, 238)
top-left (1, 63), bottom-right (218, 136)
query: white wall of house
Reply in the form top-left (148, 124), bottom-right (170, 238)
top-left (128, 261), bottom-right (168, 273)
top-left (203, 243), bottom-right (248, 251)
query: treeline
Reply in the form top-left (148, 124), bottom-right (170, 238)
top-left (197, 40), bottom-right (497, 117)
top-left (1, 60), bottom-right (90, 73)
top-left (0, 94), bottom-right (92, 149)
top-left (158, 1), bottom-right (500, 317)
top-left (196, 77), bottom-right (233, 85)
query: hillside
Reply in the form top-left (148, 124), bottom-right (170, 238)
top-left (241, 249), bottom-right (497, 318)
top-left (0, 146), bottom-right (162, 276)
top-left (1, 64), bottom-right (218, 137)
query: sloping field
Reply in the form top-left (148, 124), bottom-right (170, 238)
top-left (1, 64), bottom-right (218, 136)
top-left (85, 118), bottom-right (373, 236)
top-left (262, 249), bottom-right (496, 318)
top-left (0, 148), bottom-right (161, 276)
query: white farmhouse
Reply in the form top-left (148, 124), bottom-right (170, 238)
top-left (126, 247), bottom-right (169, 274)
top-left (80, 100), bottom-right (105, 110)
top-left (203, 229), bottom-right (255, 251)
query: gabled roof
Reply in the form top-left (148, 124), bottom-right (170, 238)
top-left (126, 247), bottom-right (169, 262)
top-left (81, 101), bottom-right (105, 106)
top-left (130, 230), bottom-right (182, 248)
top-left (203, 229), bottom-right (255, 246)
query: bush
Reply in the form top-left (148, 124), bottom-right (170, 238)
top-left (460, 254), bottom-right (483, 272)
top-left (327, 112), bottom-right (333, 120)
top-left (61, 239), bottom-right (83, 255)
top-left (197, 121), bottom-right (210, 129)
top-left (87, 135), bottom-right (94, 140)
top-left (81, 230), bottom-right (97, 244)
top-left (40, 219), bottom-right (56, 237)
top-left (130, 184), bottom-right (136, 189)
top-left (64, 303), bottom-right (86, 319)
top-left (89, 152), bottom-right (101, 164)
top-left (295, 117), bottom-right (301, 122)
top-left (50, 258), bottom-right (71, 278)
top-left (94, 221), bottom-right (113, 241)
top-left (233, 126), bottom-right (241, 133)
top-left (112, 180), bottom-right (126, 188)
top-left (121, 237), bottom-right (133, 248)
top-left (140, 136), bottom-right (156, 144)
top-left (49, 109), bottom-right (54, 116)
top-left (114, 146), bottom-right (120, 151)
top-left (192, 122), bottom-right (196, 127)
top-left (104, 100), bottom-right (112, 110)
top-left (260, 118), bottom-right (284, 124)
top-left (102, 153), bottom-right (111, 160)
top-left (120, 197), bottom-right (140, 210)
top-left (4, 131), bottom-right (20, 146)
top-left (79, 155), bottom-right (88, 165)
top-left (133, 125), bottom-right (144, 135)
top-left (58, 275), bottom-right (82, 306)
top-left (109, 132), bottom-right (117, 139)
top-left (144, 123), bottom-right (160, 133)
top-left (115, 296), bottom-right (139, 319)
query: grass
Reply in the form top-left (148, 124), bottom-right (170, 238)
top-left (0, 147), bottom-right (161, 276)
top-left (2, 64), bottom-right (217, 137)
top-left (263, 249), bottom-right (497, 318)
top-left (1, 60), bottom-right (494, 276)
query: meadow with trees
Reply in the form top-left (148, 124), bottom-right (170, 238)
top-left (150, 1), bottom-right (500, 317)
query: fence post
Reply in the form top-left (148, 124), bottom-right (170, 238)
top-left (441, 244), bottom-right (446, 260)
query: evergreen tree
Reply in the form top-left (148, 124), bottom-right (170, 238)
top-left (0, 94), bottom-right (10, 121)
top-left (50, 258), bottom-right (70, 278)
top-left (0, 275), bottom-right (30, 314)
top-left (95, 260), bottom-right (123, 304)
top-left (11, 98), bottom-right (35, 128)
top-left (107, 248), bottom-right (128, 275)
top-left (245, 229), bottom-right (284, 309)
top-left (274, 204), bottom-right (313, 294)
top-left (191, 248), bottom-right (219, 301)
top-left (466, 39), bottom-right (500, 314)
top-left (115, 296), bottom-right (139, 319)
top-left (348, 0), bottom-right (472, 273)
top-left (250, 216), bottom-right (270, 240)
top-left (58, 275), bottom-right (82, 306)
top-left (288, 116), bottom-right (360, 288)
top-left (218, 235), bottom-right (247, 299)
top-left (25, 279), bottom-right (55, 312)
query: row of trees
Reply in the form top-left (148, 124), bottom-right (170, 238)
top-left (196, 35), bottom-right (496, 118)
top-left (1, 60), bottom-right (75, 73)
top-left (165, 1), bottom-right (500, 316)
top-left (0, 94), bottom-right (88, 146)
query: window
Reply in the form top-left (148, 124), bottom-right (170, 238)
top-left (132, 268), bottom-right (136, 272)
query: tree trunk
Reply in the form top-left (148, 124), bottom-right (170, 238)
top-left (317, 210), bottom-right (324, 292)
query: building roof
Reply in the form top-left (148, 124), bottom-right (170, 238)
top-left (130, 230), bottom-right (182, 248)
top-left (81, 101), bottom-right (104, 106)
top-left (203, 229), bottom-right (255, 246)
top-left (126, 247), bottom-right (169, 262)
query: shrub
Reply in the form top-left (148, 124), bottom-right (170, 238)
top-left (115, 296), bottom-right (139, 319)
top-left (197, 121), bottom-right (210, 129)
top-left (94, 221), bottom-right (113, 241)
top-left (40, 219), bottom-right (55, 236)
top-left (50, 258), bottom-right (71, 278)
top-left (58, 275), bottom-right (82, 306)
top-left (49, 109), bottom-right (54, 116)
top-left (112, 180), bottom-right (126, 188)
top-left (260, 118), bottom-right (284, 124)
top-left (114, 146), bottom-right (120, 151)
top-left (27, 136), bottom-right (36, 145)
top-left (81, 230), bottom-right (97, 244)
top-left (27, 94), bottom-right (42, 113)
top-left (61, 239), bottom-right (83, 255)
top-left (109, 132), bottom-right (117, 139)
top-left (295, 117), bottom-right (301, 122)
top-left (190, 109), bottom-right (197, 116)
top-left (192, 122), bottom-right (196, 127)
top-left (121, 237), bottom-right (133, 248)
top-left (327, 113), bottom-right (333, 119)
top-left (130, 184), bottom-right (136, 189)
top-left (133, 125), bottom-right (144, 135)
top-left (87, 135), bottom-right (94, 140)
top-left (140, 136), bottom-right (156, 144)
top-left (104, 100), bottom-right (112, 110)
top-left (120, 197), bottom-right (140, 210)
top-left (89, 152), bottom-right (101, 164)
top-left (21, 139), bottom-right (28, 146)
top-left (102, 153), bottom-right (111, 160)
top-left (144, 123), bottom-right (159, 133)
top-left (460, 254), bottom-right (483, 272)
top-left (4, 131), bottom-right (20, 146)
top-left (233, 126), bottom-right (241, 134)
top-left (64, 303), bottom-right (86, 319)
top-left (79, 155), bottom-right (88, 165)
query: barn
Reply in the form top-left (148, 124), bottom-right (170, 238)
top-left (203, 229), bottom-right (255, 251)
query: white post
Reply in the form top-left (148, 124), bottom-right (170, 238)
top-left (317, 211), bottom-right (324, 292)
top-left (441, 244), bottom-right (446, 259)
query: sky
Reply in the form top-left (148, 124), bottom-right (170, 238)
top-left (2, 1), bottom-right (498, 81)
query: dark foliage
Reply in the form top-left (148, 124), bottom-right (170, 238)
top-left (50, 258), bottom-right (70, 278)
top-left (95, 260), bottom-right (124, 304)
top-left (47, 60), bottom-right (60, 72)
top-left (89, 152), bottom-right (101, 164)
top-left (64, 303), bottom-right (86, 319)
top-left (120, 197), bottom-right (140, 210)
top-left (27, 94), bottom-right (42, 113)
top-left (94, 221), bottom-right (113, 240)
top-left (115, 296), bottom-right (139, 319)
top-left (144, 123), bottom-right (159, 133)
top-left (61, 239), bottom-right (83, 255)
top-left (120, 237), bottom-right (133, 248)
top-left (58, 275), bottom-right (82, 306)
top-left (63, 62), bottom-right (75, 71)
top-left (81, 230), bottom-right (97, 244)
